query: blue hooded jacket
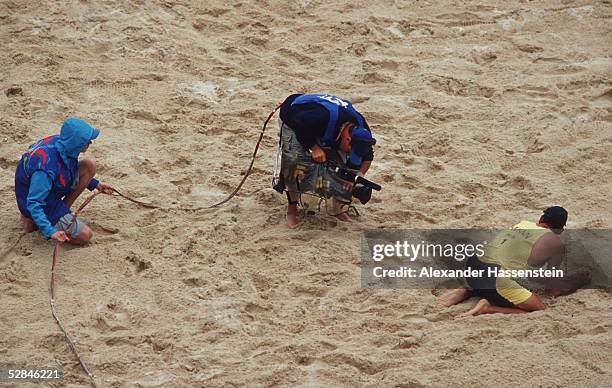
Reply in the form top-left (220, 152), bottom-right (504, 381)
top-left (289, 94), bottom-right (366, 147)
top-left (279, 94), bottom-right (375, 167)
top-left (14, 118), bottom-right (100, 238)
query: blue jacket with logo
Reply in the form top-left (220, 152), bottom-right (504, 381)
top-left (14, 118), bottom-right (99, 238)
top-left (279, 93), bottom-right (374, 161)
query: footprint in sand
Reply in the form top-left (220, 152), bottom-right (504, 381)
top-left (428, 75), bottom-right (495, 98)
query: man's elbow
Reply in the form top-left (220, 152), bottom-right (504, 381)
top-left (26, 200), bottom-right (41, 215)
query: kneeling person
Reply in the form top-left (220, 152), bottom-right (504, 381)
top-left (436, 207), bottom-right (591, 317)
top-left (15, 118), bottom-right (113, 244)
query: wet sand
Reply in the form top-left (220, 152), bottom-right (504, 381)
top-left (1, 1), bottom-right (611, 386)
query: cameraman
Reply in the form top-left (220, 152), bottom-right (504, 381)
top-left (277, 93), bottom-right (375, 228)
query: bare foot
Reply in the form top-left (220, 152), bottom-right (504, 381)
top-left (20, 214), bottom-right (36, 233)
top-left (286, 204), bottom-right (299, 229)
top-left (330, 198), bottom-right (354, 223)
top-left (455, 299), bottom-right (490, 318)
top-left (435, 288), bottom-right (471, 307)
top-left (335, 212), bottom-right (354, 223)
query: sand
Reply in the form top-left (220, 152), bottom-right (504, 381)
top-left (1, 0), bottom-right (611, 386)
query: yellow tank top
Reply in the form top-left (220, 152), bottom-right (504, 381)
top-left (480, 220), bottom-right (550, 270)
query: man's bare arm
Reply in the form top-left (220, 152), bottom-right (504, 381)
top-left (529, 233), bottom-right (591, 296)
top-left (359, 160), bottom-right (371, 176)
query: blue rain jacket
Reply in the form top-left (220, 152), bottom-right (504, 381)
top-left (290, 94), bottom-right (366, 147)
top-left (14, 118), bottom-right (100, 238)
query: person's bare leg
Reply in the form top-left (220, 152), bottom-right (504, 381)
top-left (286, 191), bottom-right (300, 229)
top-left (456, 294), bottom-right (545, 318)
top-left (68, 225), bottom-right (93, 245)
top-left (20, 214), bottom-right (36, 233)
top-left (332, 198), bottom-right (354, 222)
top-left (64, 159), bottom-right (96, 208)
top-left (435, 288), bottom-right (472, 307)
top-left (456, 299), bottom-right (526, 318)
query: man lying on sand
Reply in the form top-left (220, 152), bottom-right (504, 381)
top-left (14, 118), bottom-right (113, 244)
top-left (436, 207), bottom-right (591, 317)
top-left (276, 93), bottom-right (375, 228)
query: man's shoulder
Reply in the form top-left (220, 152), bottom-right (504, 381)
top-left (280, 94), bottom-right (303, 111)
top-left (282, 99), bottom-right (329, 122)
top-left (24, 140), bottom-right (62, 170)
top-left (535, 231), bottom-right (564, 252)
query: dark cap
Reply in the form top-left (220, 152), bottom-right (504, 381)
top-left (542, 206), bottom-right (568, 229)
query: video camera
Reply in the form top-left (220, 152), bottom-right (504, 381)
top-left (326, 160), bottom-right (382, 205)
top-left (272, 160), bottom-right (382, 205)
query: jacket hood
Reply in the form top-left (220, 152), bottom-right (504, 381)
top-left (56, 118), bottom-right (100, 161)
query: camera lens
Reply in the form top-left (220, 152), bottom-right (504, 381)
top-left (352, 185), bottom-right (372, 204)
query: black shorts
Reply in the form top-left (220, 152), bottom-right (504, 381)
top-left (465, 255), bottom-right (514, 308)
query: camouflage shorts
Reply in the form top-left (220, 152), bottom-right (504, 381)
top-left (279, 120), bottom-right (353, 203)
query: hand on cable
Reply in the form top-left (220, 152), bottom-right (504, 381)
top-left (51, 230), bottom-right (70, 243)
top-left (97, 182), bottom-right (114, 194)
top-left (311, 144), bottom-right (326, 163)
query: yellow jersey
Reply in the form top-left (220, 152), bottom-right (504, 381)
top-left (478, 220), bottom-right (550, 305)
top-left (480, 220), bottom-right (550, 270)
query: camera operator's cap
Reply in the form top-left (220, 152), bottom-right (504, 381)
top-left (91, 126), bottom-right (100, 140)
top-left (347, 127), bottom-right (375, 167)
top-left (543, 206), bottom-right (568, 229)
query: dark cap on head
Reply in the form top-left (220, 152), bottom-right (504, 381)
top-left (542, 206), bottom-right (568, 229)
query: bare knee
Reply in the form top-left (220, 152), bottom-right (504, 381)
top-left (517, 294), bottom-right (546, 312)
top-left (80, 225), bottom-right (93, 242)
top-left (20, 214), bottom-right (37, 233)
top-left (71, 225), bottom-right (93, 245)
top-left (531, 300), bottom-right (546, 311)
top-left (79, 159), bottom-right (96, 178)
